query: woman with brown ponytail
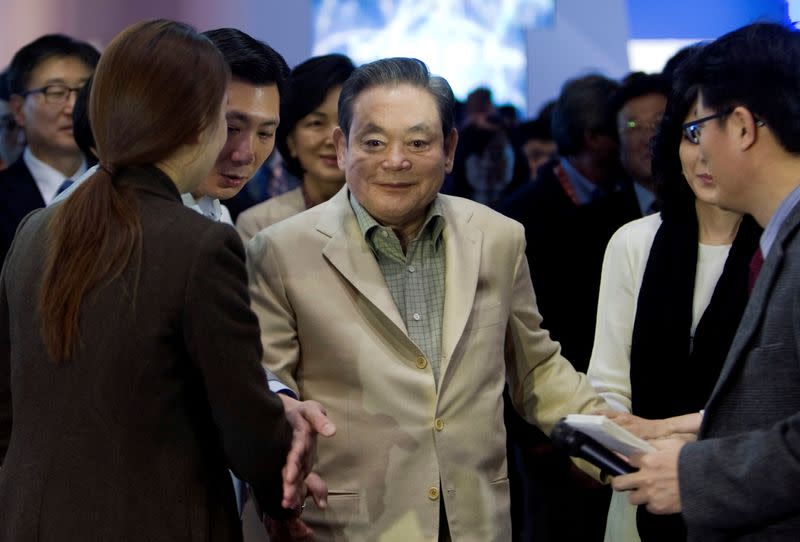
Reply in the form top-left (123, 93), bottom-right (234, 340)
top-left (0, 20), bottom-right (298, 541)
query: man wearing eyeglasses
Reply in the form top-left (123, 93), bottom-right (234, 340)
top-left (611, 72), bottom-right (669, 216)
top-left (0, 34), bottom-right (99, 264)
top-left (613, 22), bottom-right (800, 541)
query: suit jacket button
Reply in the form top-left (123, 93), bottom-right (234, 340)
top-left (435, 418), bottom-right (444, 431)
top-left (415, 357), bottom-right (428, 369)
top-left (428, 486), bottom-right (439, 500)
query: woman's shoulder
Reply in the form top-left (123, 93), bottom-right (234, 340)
top-left (607, 213), bottom-right (662, 254)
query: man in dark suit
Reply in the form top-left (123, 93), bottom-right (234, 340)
top-left (611, 72), bottom-right (669, 216)
top-left (498, 74), bottom-right (640, 370)
top-left (501, 74), bottom-right (641, 542)
top-left (0, 34), bottom-right (99, 263)
top-left (614, 22), bottom-right (800, 540)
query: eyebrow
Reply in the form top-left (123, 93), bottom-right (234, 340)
top-left (39, 76), bottom-right (89, 86)
top-left (226, 110), bottom-right (278, 127)
top-left (408, 123), bottom-right (433, 133)
top-left (358, 122), bottom-right (434, 135)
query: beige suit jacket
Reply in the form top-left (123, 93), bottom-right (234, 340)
top-left (236, 186), bottom-right (306, 242)
top-left (246, 187), bottom-right (605, 541)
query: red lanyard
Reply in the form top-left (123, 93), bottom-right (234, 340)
top-left (554, 162), bottom-right (580, 205)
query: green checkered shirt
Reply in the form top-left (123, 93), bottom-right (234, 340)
top-left (350, 192), bottom-right (447, 383)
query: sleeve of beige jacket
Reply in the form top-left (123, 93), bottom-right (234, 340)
top-left (246, 230), bottom-right (301, 395)
top-left (503, 225), bottom-right (607, 437)
top-left (235, 210), bottom-right (262, 245)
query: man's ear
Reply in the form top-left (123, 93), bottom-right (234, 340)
top-left (332, 126), bottom-right (347, 170)
top-left (10, 94), bottom-right (26, 129)
top-left (731, 106), bottom-right (759, 151)
top-left (444, 128), bottom-right (458, 173)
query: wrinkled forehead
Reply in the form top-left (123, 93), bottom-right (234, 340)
top-left (351, 83), bottom-right (442, 129)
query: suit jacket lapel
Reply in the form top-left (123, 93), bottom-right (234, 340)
top-left (7, 158), bottom-right (45, 211)
top-left (440, 198), bottom-right (482, 370)
top-left (318, 188), bottom-right (408, 335)
top-left (705, 202), bottom-right (800, 414)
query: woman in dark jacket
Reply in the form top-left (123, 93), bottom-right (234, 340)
top-left (0, 20), bottom-right (295, 541)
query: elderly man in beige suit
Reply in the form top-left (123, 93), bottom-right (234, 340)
top-left (247, 57), bottom-right (605, 541)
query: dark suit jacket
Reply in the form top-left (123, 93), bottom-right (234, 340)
top-left (0, 166), bottom-right (292, 541)
top-left (497, 160), bottom-right (641, 370)
top-left (679, 198), bottom-right (800, 541)
top-left (0, 157), bottom-right (44, 265)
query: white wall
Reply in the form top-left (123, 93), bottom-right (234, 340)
top-left (526, 0), bottom-right (630, 115)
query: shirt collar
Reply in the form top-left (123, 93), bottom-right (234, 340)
top-left (349, 190), bottom-right (445, 249)
top-left (633, 182), bottom-right (658, 215)
top-left (181, 192), bottom-right (224, 222)
top-left (559, 157), bottom-right (602, 205)
top-left (760, 184), bottom-right (800, 257)
top-left (24, 147), bottom-right (87, 205)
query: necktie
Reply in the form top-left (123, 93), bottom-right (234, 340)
top-left (748, 247), bottom-right (764, 294)
top-left (56, 179), bottom-right (74, 195)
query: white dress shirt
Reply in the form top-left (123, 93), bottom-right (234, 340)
top-left (24, 147), bottom-right (87, 205)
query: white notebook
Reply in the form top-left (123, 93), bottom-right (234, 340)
top-left (564, 414), bottom-right (655, 457)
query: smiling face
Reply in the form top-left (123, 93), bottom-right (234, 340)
top-left (287, 85), bottom-right (344, 197)
top-left (13, 55), bottom-right (92, 160)
top-left (333, 83), bottom-right (457, 239)
top-left (194, 78), bottom-right (280, 200)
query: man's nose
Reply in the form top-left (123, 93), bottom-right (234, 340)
top-left (382, 143), bottom-right (411, 170)
top-left (231, 134), bottom-right (255, 165)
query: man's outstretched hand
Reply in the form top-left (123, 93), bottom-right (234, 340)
top-left (278, 394), bottom-right (335, 510)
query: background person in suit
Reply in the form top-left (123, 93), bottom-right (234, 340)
top-left (0, 70), bottom-right (25, 170)
top-left (0, 20), bottom-right (328, 541)
top-left (246, 57), bottom-right (606, 541)
top-left (611, 72), bottom-right (669, 216)
top-left (613, 22), bottom-right (800, 540)
top-left (497, 73), bottom-right (639, 542)
top-left (236, 53), bottom-right (355, 241)
top-left (0, 34), bottom-right (99, 263)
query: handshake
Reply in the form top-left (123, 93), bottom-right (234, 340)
top-left (263, 394), bottom-right (337, 541)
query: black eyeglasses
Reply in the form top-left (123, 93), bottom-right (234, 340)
top-left (681, 109), bottom-right (733, 144)
top-left (682, 108), bottom-right (766, 144)
top-left (21, 83), bottom-right (84, 105)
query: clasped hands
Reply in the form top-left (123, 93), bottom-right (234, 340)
top-left (599, 410), bottom-right (701, 515)
top-left (269, 394), bottom-right (336, 540)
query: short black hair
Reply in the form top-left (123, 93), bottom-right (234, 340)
top-left (203, 28), bottom-right (289, 99)
top-left (551, 74), bottom-right (620, 156)
top-left (7, 34), bottom-right (100, 96)
top-left (512, 118), bottom-right (552, 148)
top-left (609, 72), bottom-right (669, 118)
top-left (72, 76), bottom-right (96, 163)
top-left (0, 70), bottom-right (11, 102)
top-left (680, 22), bottom-right (800, 154)
top-left (276, 54), bottom-right (355, 179)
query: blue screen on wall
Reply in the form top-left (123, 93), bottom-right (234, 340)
top-left (312, 0), bottom-right (555, 113)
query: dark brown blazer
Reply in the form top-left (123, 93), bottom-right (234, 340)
top-left (0, 166), bottom-right (291, 541)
